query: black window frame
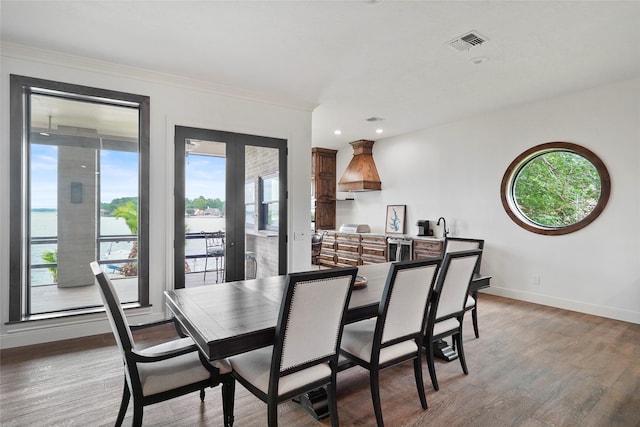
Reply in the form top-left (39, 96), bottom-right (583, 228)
top-left (8, 74), bottom-right (150, 322)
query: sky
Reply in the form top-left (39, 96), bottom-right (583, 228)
top-left (30, 145), bottom-right (225, 209)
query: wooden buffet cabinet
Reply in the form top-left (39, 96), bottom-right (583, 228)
top-left (318, 231), bottom-right (443, 268)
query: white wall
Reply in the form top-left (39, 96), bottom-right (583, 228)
top-left (337, 77), bottom-right (640, 324)
top-left (0, 45), bottom-right (314, 348)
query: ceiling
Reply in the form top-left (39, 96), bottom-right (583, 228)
top-left (2, 1), bottom-right (639, 150)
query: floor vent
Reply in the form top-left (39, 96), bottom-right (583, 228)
top-left (446, 31), bottom-right (488, 51)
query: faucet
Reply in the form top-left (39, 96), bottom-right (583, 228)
top-left (437, 217), bottom-right (449, 238)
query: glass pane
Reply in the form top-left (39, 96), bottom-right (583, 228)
top-left (184, 140), bottom-right (226, 286)
top-left (29, 93), bottom-right (140, 314)
top-left (246, 146), bottom-right (279, 279)
top-left (513, 151), bottom-right (601, 228)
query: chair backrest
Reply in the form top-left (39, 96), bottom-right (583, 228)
top-left (203, 231), bottom-right (225, 255)
top-left (444, 237), bottom-right (484, 275)
top-left (271, 267), bottom-right (357, 382)
top-left (376, 259), bottom-right (441, 346)
top-left (432, 250), bottom-right (481, 321)
top-left (90, 261), bottom-right (135, 358)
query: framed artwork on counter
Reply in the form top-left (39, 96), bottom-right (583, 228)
top-left (385, 205), bottom-right (406, 234)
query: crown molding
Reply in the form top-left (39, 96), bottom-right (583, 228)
top-left (1, 42), bottom-right (317, 112)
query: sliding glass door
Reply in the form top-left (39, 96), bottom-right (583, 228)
top-left (174, 126), bottom-right (287, 288)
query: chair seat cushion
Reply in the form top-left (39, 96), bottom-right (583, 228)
top-left (137, 337), bottom-right (231, 396)
top-left (432, 318), bottom-right (460, 337)
top-left (341, 318), bottom-right (418, 364)
top-left (465, 295), bottom-right (476, 309)
top-left (230, 346), bottom-right (331, 396)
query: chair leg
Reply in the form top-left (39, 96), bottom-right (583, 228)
top-left (204, 256), bottom-right (208, 281)
top-left (413, 356), bottom-right (428, 410)
top-left (267, 400), bottom-right (278, 427)
top-left (455, 329), bottom-right (469, 375)
top-left (115, 380), bottom-right (130, 427)
top-left (472, 306), bottom-right (479, 338)
top-left (200, 388), bottom-right (205, 402)
top-left (327, 375), bottom-right (339, 427)
top-left (222, 375), bottom-right (236, 427)
top-left (132, 401), bottom-right (143, 427)
top-left (370, 368), bottom-right (385, 427)
top-left (427, 338), bottom-right (439, 391)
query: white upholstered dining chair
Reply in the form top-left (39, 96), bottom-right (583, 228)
top-left (340, 258), bottom-right (441, 427)
top-left (229, 267), bottom-right (358, 427)
top-left (90, 262), bottom-right (235, 427)
top-left (424, 250), bottom-right (481, 391)
top-left (444, 237), bottom-right (484, 338)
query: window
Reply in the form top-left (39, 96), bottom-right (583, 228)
top-left (245, 180), bottom-right (256, 226)
top-left (501, 142), bottom-right (610, 235)
top-left (9, 75), bottom-right (150, 321)
top-left (259, 173), bottom-right (279, 231)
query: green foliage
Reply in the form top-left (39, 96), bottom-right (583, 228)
top-left (112, 201), bottom-right (138, 234)
top-left (185, 196), bottom-right (224, 212)
top-left (101, 197), bottom-right (138, 214)
top-left (513, 151), bottom-right (601, 227)
top-left (41, 249), bottom-right (58, 283)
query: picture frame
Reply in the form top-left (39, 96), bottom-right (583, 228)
top-left (385, 205), bottom-right (406, 234)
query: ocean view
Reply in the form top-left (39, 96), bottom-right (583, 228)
top-left (31, 211), bottom-right (225, 285)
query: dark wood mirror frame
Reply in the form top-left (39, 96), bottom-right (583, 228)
top-left (500, 142), bottom-right (611, 236)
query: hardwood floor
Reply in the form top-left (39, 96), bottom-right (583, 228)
top-left (2, 294), bottom-right (639, 426)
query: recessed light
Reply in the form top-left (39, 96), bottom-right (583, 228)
top-left (334, 130), bottom-right (342, 135)
top-left (470, 56), bottom-right (489, 65)
top-left (376, 129), bottom-right (383, 134)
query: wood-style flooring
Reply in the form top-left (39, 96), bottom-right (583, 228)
top-left (1, 294), bottom-right (639, 426)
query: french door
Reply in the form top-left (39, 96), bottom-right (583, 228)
top-left (174, 126), bottom-right (287, 288)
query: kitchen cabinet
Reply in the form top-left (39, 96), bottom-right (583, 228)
top-left (360, 235), bottom-right (387, 264)
top-left (335, 233), bottom-right (361, 267)
top-left (312, 147), bottom-right (338, 231)
top-left (413, 238), bottom-right (444, 259)
top-left (318, 231), bottom-right (337, 267)
top-left (319, 232), bottom-right (387, 267)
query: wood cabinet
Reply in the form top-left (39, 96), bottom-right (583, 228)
top-left (319, 232), bottom-right (388, 267)
top-left (318, 231), bottom-right (337, 267)
top-left (335, 233), bottom-right (361, 267)
top-left (312, 147), bottom-right (338, 231)
top-left (360, 235), bottom-right (387, 264)
top-left (413, 239), bottom-right (444, 259)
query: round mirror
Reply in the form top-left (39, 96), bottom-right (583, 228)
top-left (501, 142), bottom-right (610, 235)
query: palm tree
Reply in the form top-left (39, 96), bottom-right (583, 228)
top-left (112, 202), bottom-right (138, 276)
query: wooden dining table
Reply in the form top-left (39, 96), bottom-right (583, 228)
top-left (165, 262), bottom-right (490, 419)
top-left (165, 262), bottom-right (491, 361)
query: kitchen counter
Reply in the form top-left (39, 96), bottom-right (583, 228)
top-left (316, 230), bottom-right (445, 267)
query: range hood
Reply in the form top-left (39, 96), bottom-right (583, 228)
top-left (337, 139), bottom-right (382, 192)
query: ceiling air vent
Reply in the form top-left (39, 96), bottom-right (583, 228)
top-left (446, 31), bottom-right (488, 52)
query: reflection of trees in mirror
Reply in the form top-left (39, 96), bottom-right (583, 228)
top-left (514, 151), bottom-right (600, 227)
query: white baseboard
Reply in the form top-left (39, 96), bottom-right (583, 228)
top-left (482, 287), bottom-right (640, 325)
top-left (0, 311), bottom-right (166, 350)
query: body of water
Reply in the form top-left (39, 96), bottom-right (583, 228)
top-left (31, 211), bottom-right (226, 285)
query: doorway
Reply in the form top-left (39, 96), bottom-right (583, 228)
top-left (174, 126), bottom-right (287, 288)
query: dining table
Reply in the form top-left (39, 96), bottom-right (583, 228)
top-left (165, 261), bottom-right (491, 418)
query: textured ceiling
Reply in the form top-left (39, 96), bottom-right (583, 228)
top-left (2, 1), bottom-right (639, 149)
